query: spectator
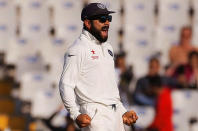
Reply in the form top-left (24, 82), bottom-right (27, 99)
top-left (134, 74), bottom-right (163, 106)
top-left (173, 65), bottom-right (189, 89)
top-left (115, 53), bottom-right (134, 106)
top-left (133, 58), bottom-right (175, 106)
top-left (0, 52), bottom-right (6, 80)
top-left (173, 51), bottom-right (198, 89)
top-left (169, 26), bottom-right (197, 67)
top-left (188, 51), bottom-right (198, 88)
top-left (4, 64), bottom-right (16, 82)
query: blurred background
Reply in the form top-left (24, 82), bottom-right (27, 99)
top-left (0, 0), bottom-right (198, 131)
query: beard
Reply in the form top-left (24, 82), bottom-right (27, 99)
top-left (89, 22), bottom-right (109, 43)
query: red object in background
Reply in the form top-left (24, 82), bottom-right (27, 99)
top-left (149, 88), bottom-right (173, 131)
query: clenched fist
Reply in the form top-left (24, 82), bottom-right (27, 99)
top-left (122, 110), bottom-right (138, 126)
top-left (76, 114), bottom-right (91, 128)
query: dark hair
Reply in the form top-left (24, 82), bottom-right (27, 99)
top-left (83, 20), bottom-right (94, 31)
top-left (181, 26), bottom-right (192, 32)
top-left (83, 23), bottom-right (88, 30)
top-left (174, 65), bottom-right (185, 77)
top-left (115, 52), bottom-right (126, 67)
top-left (188, 50), bottom-right (198, 60)
top-left (149, 57), bottom-right (159, 65)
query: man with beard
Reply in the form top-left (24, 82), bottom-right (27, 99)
top-left (59, 3), bottom-right (138, 131)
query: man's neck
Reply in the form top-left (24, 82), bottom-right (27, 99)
top-left (82, 29), bottom-right (102, 45)
top-left (180, 40), bottom-right (191, 47)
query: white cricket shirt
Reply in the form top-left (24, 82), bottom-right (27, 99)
top-left (59, 29), bottom-right (126, 120)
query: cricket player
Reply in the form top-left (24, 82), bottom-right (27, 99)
top-left (59, 3), bottom-right (138, 131)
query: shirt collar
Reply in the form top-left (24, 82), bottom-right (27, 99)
top-left (82, 29), bottom-right (102, 45)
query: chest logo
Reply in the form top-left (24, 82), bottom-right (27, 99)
top-left (91, 49), bottom-right (99, 60)
top-left (97, 3), bottom-right (106, 9)
top-left (91, 50), bottom-right (95, 54)
top-left (108, 49), bottom-right (113, 57)
top-left (91, 56), bottom-right (99, 60)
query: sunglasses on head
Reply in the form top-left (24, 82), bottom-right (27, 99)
top-left (89, 15), bottom-right (112, 23)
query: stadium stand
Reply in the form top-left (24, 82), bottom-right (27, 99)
top-left (52, 0), bottom-right (83, 44)
top-left (0, 98), bottom-right (15, 115)
top-left (6, 37), bottom-right (38, 64)
top-left (19, 0), bottom-right (51, 41)
top-left (124, 0), bottom-right (155, 27)
top-left (123, 0), bottom-right (156, 77)
top-left (192, 24), bottom-right (198, 46)
top-left (8, 115), bottom-right (26, 131)
top-left (19, 71), bottom-right (52, 102)
top-left (158, 0), bottom-right (190, 27)
top-left (48, 56), bottom-right (65, 85)
top-left (31, 85), bottom-right (61, 119)
top-left (128, 106), bottom-right (155, 129)
top-left (0, 0), bottom-right (17, 52)
top-left (39, 36), bottom-right (69, 64)
top-left (39, 36), bottom-right (68, 84)
top-left (172, 90), bottom-right (198, 131)
top-left (0, 81), bottom-right (12, 96)
top-left (0, 0), bottom-right (198, 131)
top-left (15, 54), bottom-right (46, 81)
top-left (156, 0), bottom-right (191, 65)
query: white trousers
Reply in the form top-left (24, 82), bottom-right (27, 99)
top-left (80, 103), bottom-right (126, 131)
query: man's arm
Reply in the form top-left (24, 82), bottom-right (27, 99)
top-left (59, 49), bottom-right (81, 120)
top-left (59, 83), bottom-right (80, 120)
top-left (59, 47), bottom-right (91, 128)
top-left (59, 83), bottom-right (91, 128)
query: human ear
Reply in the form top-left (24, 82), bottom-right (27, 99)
top-left (84, 20), bottom-right (91, 30)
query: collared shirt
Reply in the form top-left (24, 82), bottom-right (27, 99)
top-left (59, 29), bottom-right (126, 120)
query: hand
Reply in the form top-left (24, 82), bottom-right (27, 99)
top-left (75, 114), bottom-right (91, 128)
top-left (122, 110), bottom-right (138, 126)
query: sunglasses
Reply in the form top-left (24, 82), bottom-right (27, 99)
top-left (89, 15), bottom-right (112, 23)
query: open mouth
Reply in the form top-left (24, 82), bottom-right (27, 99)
top-left (102, 26), bottom-right (109, 31)
top-left (101, 26), bottom-right (109, 36)
top-left (101, 29), bottom-right (108, 33)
